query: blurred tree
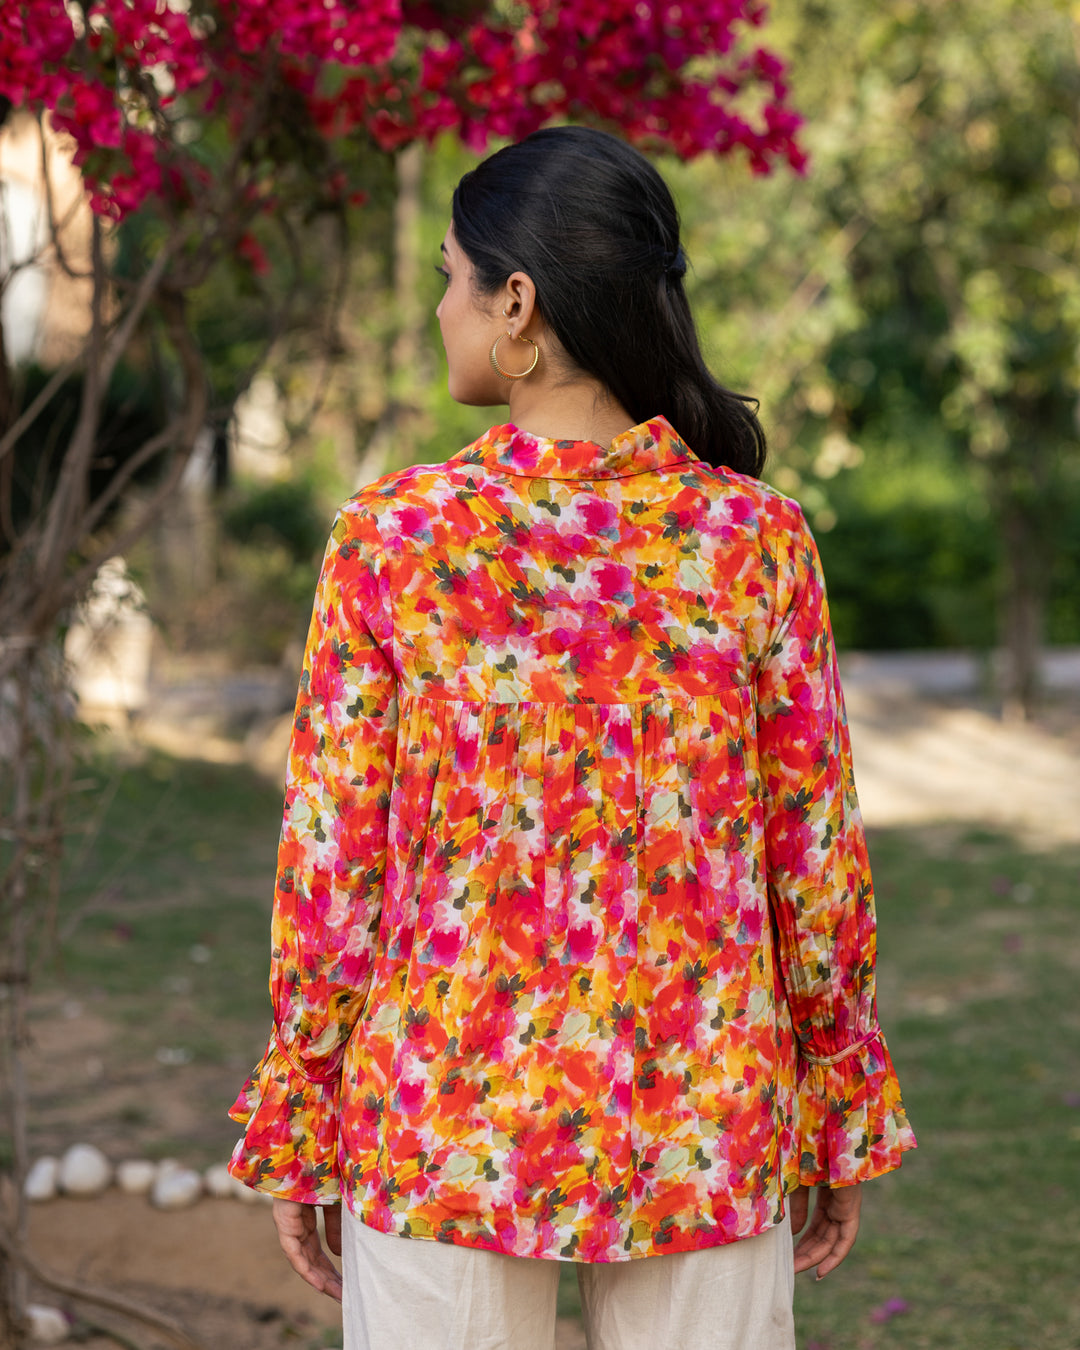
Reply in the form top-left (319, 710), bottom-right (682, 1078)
top-left (665, 0), bottom-right (1079, 712)
top-left (811, 0), bottom-right (1079, 715)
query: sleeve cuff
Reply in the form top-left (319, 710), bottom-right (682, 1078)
top-left (795, 1027), bottom-right (917, 1187)
top-left (227, 1031), bottom-right (343, 1204)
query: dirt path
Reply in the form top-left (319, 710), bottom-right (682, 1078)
top-left (28, 1192), bottom-right (338, 1348)
top-left (28, 1193), bottom-right (588, 1349)
top-left (844, 687), bottom-right (1080, 847)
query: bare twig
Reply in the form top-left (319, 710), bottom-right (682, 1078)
top-left (64, 440), bottom-right (196, 614)
top-left (32, 233), bottom-right (189, 617)
top-left (37, 112), bottom-right (93, 282)
top-left (79, 1323), bottom-right (148, 1350)
top-left (759, 214), bottom-right (871, 361)
top-left (0, 642), bottom-right (72, 1343)
top-left (290, 207), bottom-right (354, 439)
top-left (98, 241), bottom-right (185, 404)
top-left (167, 52), bottom-right (283, 294)
top-left (32, 212), bottom-right (107, 597)
top-left (0, 176), bottom-right (51, 299)
top-left (58, 290), bottom-right (207, 611)
top-left (0, 356), bottom-right (81, 464)
top-left (77, 418), bottom-right (184, 541)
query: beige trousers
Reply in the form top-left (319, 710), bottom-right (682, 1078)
top-left (341, 1208), bottom-right (795, 1350)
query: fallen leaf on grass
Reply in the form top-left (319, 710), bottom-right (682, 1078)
top-left (870, 1297), bottom-right (910, 1324)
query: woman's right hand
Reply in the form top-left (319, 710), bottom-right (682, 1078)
top-left (790, 1182), bottom-right (862, 1279)
top-left (271, 1198), bottom-right (343, 1302)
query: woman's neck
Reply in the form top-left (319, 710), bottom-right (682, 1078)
top-left (505, 375), bottom-right (636, 449)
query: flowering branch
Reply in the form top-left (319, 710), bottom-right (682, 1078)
top-left (3, 0), bottom-right (803, 227)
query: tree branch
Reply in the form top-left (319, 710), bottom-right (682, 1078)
top-left (37, 112), bottom-right (93, 282)
top-left (55, 288), bottom-right (208, 612)
top-left (77, 420), bottom-right (182, 541)
top-left (761, 213), bottom-right (871, 355)
top-left (0, 356), bottom-right (82, 464)
top-left (32, 224), bottom-right (186, 605)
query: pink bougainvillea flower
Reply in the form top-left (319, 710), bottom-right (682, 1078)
top-left (2, 0), bottom-right (804, 224)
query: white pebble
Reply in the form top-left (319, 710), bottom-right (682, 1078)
top-left (116, 1159), bottom-right (157, 1195)
top-left (150, 1166), bottom-right (203, 1210)
top-left (25, 1157), bottom-right (60, 1202)
top-left (203, 1163), bottom-right (234, 1198)
top-left (27, 1303), bottom-right (69, 1344)
top-left (58, 1144), bottom-right (112, 1197)
top-left (154, 1045), bottom-right (192, 1066)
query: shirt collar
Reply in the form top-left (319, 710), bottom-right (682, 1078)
top-left (451, 415), bottom-right (698, 480)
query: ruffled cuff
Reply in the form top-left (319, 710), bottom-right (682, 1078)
top-left (795, 1027), bottom-right (917, 1187)
top-left (227, 1030), bottom-right (343, 1204)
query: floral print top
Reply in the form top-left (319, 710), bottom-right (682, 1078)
top-left (228, 415), bottom-right (916, 1262)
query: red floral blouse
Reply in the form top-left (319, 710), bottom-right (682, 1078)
top-left (228, 415), bottom-right (916, 1262)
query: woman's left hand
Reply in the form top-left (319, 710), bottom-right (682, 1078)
top-left (271, 1198), bottom-right (343, 1302)
top-left (790, 1182), bottom-right (862, 1280)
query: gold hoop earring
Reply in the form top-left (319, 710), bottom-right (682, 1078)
top-left (490, 331), bottom-right (540, 380)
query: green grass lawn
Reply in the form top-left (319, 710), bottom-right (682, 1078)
top-left (791, 825), bottom-right (1080, 1350)
top-left (56, 742), bottom-right (281, 1023)
top-left (25, 743), bottom-right (285, 1168)
top-left (29, 742), bottom-right (1080, 1347)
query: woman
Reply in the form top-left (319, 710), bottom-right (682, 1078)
top-left (229, 126), bottom-right (916, 1350)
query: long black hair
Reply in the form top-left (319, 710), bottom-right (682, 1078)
top-left (451, 125), bottom-right (766, 478)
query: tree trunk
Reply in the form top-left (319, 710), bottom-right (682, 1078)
top-left (993, 429), bottom-right (1052, 721)
top-left (0, 645), bottom-right (59, 1350)
top-left (999, 504), bottom-right (1044, 720)
top-left (355, 143), bottom-right (428, 490)
top-left (391, 142), bottom-right (424, 382)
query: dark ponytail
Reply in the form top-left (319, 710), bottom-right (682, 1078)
top-left (451, 125), bottom-right (766, 478)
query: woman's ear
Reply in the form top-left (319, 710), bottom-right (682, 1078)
top-left (503, 271), bottom-right (538, 336)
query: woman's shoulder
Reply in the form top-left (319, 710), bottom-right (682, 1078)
top-left (348, 459), bottom-right (457, 508)
top-left (688, 458), bottom-right (810, 541)
top-left (337, 429), bottom-right (498, 519)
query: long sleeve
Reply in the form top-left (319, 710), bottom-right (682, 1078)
top-left (756, 498), bottom-right (916, 1188)
top-left (228, 503), bottom-right (399, 1203)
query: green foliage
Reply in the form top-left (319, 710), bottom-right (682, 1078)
top-left (214, 534), bottom-right (321, 665)
top-left (818, 498), bottom-right (998, 652)
top-left (223, 478), bottom-right (329, 566)
top-left (209, 475), bottom-right (331, 662)
top-left (1047, 486), bottom-right (1080, 644)
top-left (651, 0), bottom-right (1080, 655)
